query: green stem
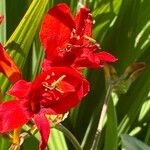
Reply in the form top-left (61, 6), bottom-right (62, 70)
top-left (91, 83), bottom-right (112, 150)
top-left (55, 123), bottom-right (82, 150)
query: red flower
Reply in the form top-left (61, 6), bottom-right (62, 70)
top-left (0, 15), bottom-right (4, 24)
top-left (0, 67), bottom-right (89, 150)
top-left (40, 3), bottom-right (117, 69)
top-left (0, 43), bottom-right (22, 84)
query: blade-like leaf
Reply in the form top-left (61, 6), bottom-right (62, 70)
top-left (104, 99), bottom-right (118, 150)
top-left (121, 134), bottom-right (150, 150)
top-left (0, 0), bottom-right (49, 99)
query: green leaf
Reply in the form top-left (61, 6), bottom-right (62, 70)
top-left (0, 0), bottom-right (6, 43)
top-left (0, 0), bottom-right (49, 98)
top-left (48, 128), bottom-right (68, 150)
top-left (117, 46), bottom-right (150, 136)
top-left (22, 128), bottom-right (68, 150)
top-left (0, 136), bottom-right (10, 150)
top-left (121, 134), bottom-right (150, 150)
top-left (104, 98), bottom-right (118, 150)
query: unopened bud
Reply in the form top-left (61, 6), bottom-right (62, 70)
top-left (124, 62), bottom-right (145, 78)
top-left (104, 64), bottom-right (117, 81)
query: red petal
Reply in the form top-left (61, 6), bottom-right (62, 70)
top-left (7, 80), bottom-right (31, 99)
top-left (0, 100), bottom-right (32, 133)
top-left (32, 67), bottom-right (89, 114)
top-left (75, 7), bottom-right (92, 36)
top-left (34, 113), bottom-right (50, 150)
top-left (96, 52), bottom-right (118, 62)
top-left (42, 94), bottom-right (80, 114)
top-left (74, 49), bottom-right (100, 68)
top-left (77, 78), bottom-right (90, 99)
top-left (40, 3), bottom-right (75, 55)
top-left (42, 78), bottom-right (89, 115)
top-left (41, 59), bottom-right (52, 71)
top-left (59, 81), bottom-right (75, 93)
top-left (0, 16), bottom-right (4, 24)
top-left (0, 43), bottom-right (22, 84)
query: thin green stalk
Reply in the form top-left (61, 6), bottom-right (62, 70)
top-left (55, 123), bottom-right (82, 150)
top-left (91, 83), bottom-right (112, 150)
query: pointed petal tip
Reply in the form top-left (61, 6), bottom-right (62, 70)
top-left (0, 100), bottom-right (31, 133)
top-left (7, 80), bottom-right (31, 98)
top-left (34, 114), bottom-right (50, 150)
top-left (97, 51), bottom-right (118, 62)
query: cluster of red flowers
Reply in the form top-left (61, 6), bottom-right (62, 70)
top-left (0, 3), bottom-right (117, 150)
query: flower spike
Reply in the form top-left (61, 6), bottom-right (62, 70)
top-left (40, 3), bottom-right (117, 70)
top-left (0, 67), bottom-right (89, 150)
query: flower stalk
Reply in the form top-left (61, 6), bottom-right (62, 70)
top-left (56, 123), bottom-right (82, 150)
top-left (91, 83), bottom-right (112, 150)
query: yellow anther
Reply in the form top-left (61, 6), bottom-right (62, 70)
top-left (51, 75), bottom-right (66, 87)
top-left (42, 75), bottom-right (66, 92)
top-left (45, 75), bottom-right (51, 80)
top-left (51, 72), bottom-right (55, 76)
top-left (84, 35), bottom-right (97, 43)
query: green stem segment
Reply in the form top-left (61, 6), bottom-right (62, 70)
top-left (91, 83), bottom-right (112, 150)
top-left (56, 123), bottom-right (82, 150)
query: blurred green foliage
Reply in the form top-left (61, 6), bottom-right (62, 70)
top-left (0, 0), bottom-right (150, 149)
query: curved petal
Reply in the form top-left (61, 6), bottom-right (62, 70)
top-left (7, 80), bottom-right (31, 99)
top-left (73, 48), bottom-right (100, 68)
top-left (42, 94), bottom-right (80, 114)
top-left (34, 113), bottom-right (50, 150)
top-left (96, 51), bottom-right (118, 62)
top-left (0, 100), bottom-right (32, 133)
top-left (0, 44), bottom-right (22, 84)
top-left (75, 7), bottom-right (92, 36)
top-left (41, 59), bottom-right (52, 71)
top-left (77, 78), bottom-right (90, 99)
top-left (59, 80), bottom-right (75, 93)
top-left (42, 78), bottom-right (89, 115)
top-left (40, 3), bottom-right (75, 55)
top-left (74, 50), bottom-right (118, 68)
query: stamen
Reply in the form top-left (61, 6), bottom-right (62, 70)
top-left (72, 28), bottom-right (76, 33)
top-left (88, 13), bottom-right (92, 17)
top-left (51, 72), bottom-right (55, 76)
top-left (84, 35), bottom-right (97, 43)
top-left (51, 75), bottom-right (66, 87)
top-left (45, 75), bottom-right (51, 80)
top-left (70, 32), bottom-right (74, 39)
top-left (56, 97), bottom-right (59, 101)
top-left (67, 43), bottom-right (82, 48)
top-left (43, 83), bottom-right (53, 90)
top-left (93, 20), bottom-right (96, 24)
top-left (86, 19), bottom-right (91, 24)
top-left (70, 29), bottom-right (80, 40)
top-left (77, 36), bottom-right (80, 40)
top-left (95, 43), bottom-right (100, 48)
top-left (42, 75), bottom-right (66, 92)
top-left (55, 87), bottom-right (64, 94)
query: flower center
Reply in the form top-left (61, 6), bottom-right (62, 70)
top-left (42, 74), bottom-right (66, 93)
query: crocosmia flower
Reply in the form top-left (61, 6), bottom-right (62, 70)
top-left (0, 43), bottom-right (22, 84)
top-left (0, 67), bottom-right (89, 150)
top-left (40, 3), bottom-right (117, 69)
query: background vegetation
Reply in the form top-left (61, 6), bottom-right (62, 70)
top-left (0, 0), bottom-right (150, 149)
